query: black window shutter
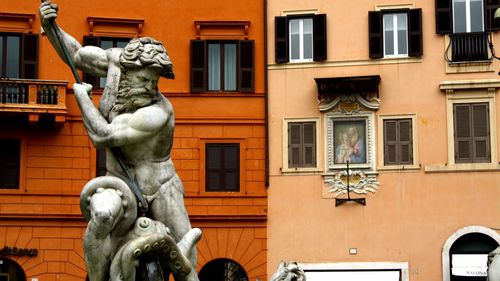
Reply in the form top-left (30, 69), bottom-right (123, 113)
top-left (313, 14), bottom-right (327, 61)
top-left (454, 104), bottom-right (473, 163)
top-left (472, 103), bottom-right (490, 162)
top-left (82, 36), bottom-right (100, 88)
top-left (21, 34), bottom-right (38, 79)
top-left (485, 0), bottom-right (500, 31)
top-left (238, 40), bottom-right (254, 92)
top-left (368, 11), bottom-right (383, 59)
top-left (436, 0), bottom-right (453, 34)
top-left (190, 40), bottom-right (207, 93)
top-left (275, 16), bottom-right (289, 63)
top-left (408, 9), bottom-right (423, 57)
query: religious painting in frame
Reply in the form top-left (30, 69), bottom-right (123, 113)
top-left (326, 112), bottom-right (375, 170)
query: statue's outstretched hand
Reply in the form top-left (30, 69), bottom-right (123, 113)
top-left (39, 1), bottom-right (59, 27)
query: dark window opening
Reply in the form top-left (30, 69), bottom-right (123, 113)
top-left (0, 139), bottom-right (21, 189)
top-left (0, 257), bottom-right (26, 281)
top-left (205, 143), bottom-right (240, 192)
top-left (199, 258), bottom-right (248, 281)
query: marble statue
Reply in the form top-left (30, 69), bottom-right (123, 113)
top-left (489, 246), bottom-right (500, 281)
top-left (39, 1), bottom-right (201, 280)
top-left (269, 261), bottom-right (306, 281)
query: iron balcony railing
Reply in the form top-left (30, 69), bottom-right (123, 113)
top-left (0, 78), bottom-right (68, 124)
top-left (449, 32), bottom-right (490, 62)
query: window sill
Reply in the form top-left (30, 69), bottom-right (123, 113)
top-left (281, 167), bottom-right (323, 174)
top-left (424, 163), bottom-right (500, 173)
top-left (445, 59), bottom-right (495, 74)
top-left (377, 164), bottom-right (420, 172)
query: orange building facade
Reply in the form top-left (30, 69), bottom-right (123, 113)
top-left (0, 1), bottom-right (267, 280)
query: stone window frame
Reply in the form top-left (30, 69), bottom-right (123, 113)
top-left (281, 117), bottom-right (321, 174)
top-left (425, 79), bottom-right (500, 172)
top-left (377, 114), bottom-right (420, 171)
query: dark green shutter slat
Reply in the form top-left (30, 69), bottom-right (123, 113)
top-left (368, 11), bottom-right (383, 59)
top-left (288, 123), bottom-right (302, 167)
top-left (191, 40), bottom-right (207, 93)
top-left (408, 9), bottom-right (423, 57)
top-left (21, 34), bottom-right (38, 79)
top-left (313, 14), bottom-right (327, 62)
top-left (303, 122), bottom-right (316, 166)
top-left (436, 0), bottom-right (453, 34)
top-left (275, 16), bottom-right (289, 63)
top-left (82, 36), bottom-right (100, 88)
top-left (238, 40), bottom-right (254, 92)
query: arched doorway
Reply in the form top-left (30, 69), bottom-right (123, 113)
top-left (199, 258), bottom-right (248, 281)
top-left (0, 257), bottom-right (26, 281)
top-left (442, 226), bottom-right (500, 281)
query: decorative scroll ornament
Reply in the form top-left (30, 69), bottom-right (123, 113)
top-left (326, 170), bottom-right (379, 197)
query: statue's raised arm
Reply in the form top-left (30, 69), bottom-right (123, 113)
top-left (39, 0), bottom-right (108, 77)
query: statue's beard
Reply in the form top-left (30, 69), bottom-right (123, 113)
top-left (112, 79), bottom-right (158, 114)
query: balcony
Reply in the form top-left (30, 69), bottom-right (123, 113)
top-left (449, 32), bottom-right (490, 62)
top-left (0, 79), bottom-right (68, 124)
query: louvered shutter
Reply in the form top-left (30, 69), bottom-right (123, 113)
top-left (398, 119), bottom-right (413, 164)
top-left (384, 120), bottom-right (398, 165)
top-left (191, 40), bottom-right (207, 93)
top-left (21, 34), bottom-right (38, 79)
top-left (82, 36), bottom-right (100, 88)
top-left (436, 0), bottom-right (453, 34)
top-left (223, 144), bottom-right (240, 191)
top-left (313, 14), bottom-right (327, 61)
top-left (238, 40), bottom-right (254, 92)
top-left (275, 16), bottom-right (289, 63)
top-left (408, 9), bottom-right (423, 57)
top-left (454, 104), bottom-right (473, 163)
top-left (472, 103), bottom-right (490, 162)
top-left (303, 122), bottom-right (316, 167)
top-left (206, 144), bottom-right (222, 191)
top-left (485, 0), bottom-right (500, 31)
top-left (288, 123), bottom-right (302, 167)
top-left (369, 11), bottom-right (383, 59)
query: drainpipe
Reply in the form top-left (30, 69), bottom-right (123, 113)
top-left (264, 0), bottom-right (269, 187)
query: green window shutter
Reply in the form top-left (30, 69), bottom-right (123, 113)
top-left (454, 104), bottom-right (473, 163)
top-left (408, 9), bottom-right (423, 57)
top-left (313, 14), bottom-right (327, 61)
top-left (435, 0), bottom-right (453, 34)
top-left (238, 40), bottom-right (254, 92)
top-left (368, 11), bottom-right (383, 59)
top-left (190, 40), bottom-right (207, 93)
top-left (472, 103), bottom-right (490, 162)
top-left (275, 16), bottom-right (289, 63)
top-left (21, 33), bottom-right (38, 79)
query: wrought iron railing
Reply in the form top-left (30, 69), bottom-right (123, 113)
top-left (0, 78), bottom-right (68, 123)
top-left (449, 32), bottom-right (490, 62)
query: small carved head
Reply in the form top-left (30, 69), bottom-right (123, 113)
top-left (119, 37), bottom-right (175, 79)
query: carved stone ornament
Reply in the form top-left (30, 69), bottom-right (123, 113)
top-left (489, 246), bottom-right (500, 281)
top-left (325, 170), bottom-right (379, 197)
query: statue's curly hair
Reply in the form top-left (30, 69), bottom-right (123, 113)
top-left (119, 37), bottom-right (175, 79)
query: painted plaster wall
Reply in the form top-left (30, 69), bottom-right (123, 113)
top-left (267, 0), bottom-right (500, 280)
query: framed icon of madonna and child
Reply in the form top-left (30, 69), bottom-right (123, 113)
top-left (333, 119), bottom-right (367, 165)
